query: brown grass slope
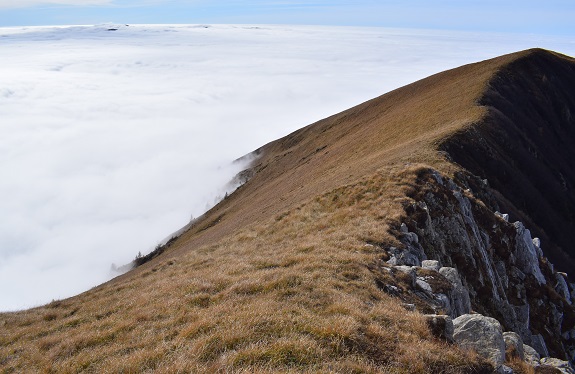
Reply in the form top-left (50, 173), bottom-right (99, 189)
top-left (1, 48), bottom-right (572, 373)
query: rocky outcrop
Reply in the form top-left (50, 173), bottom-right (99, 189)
top-left (439, 266), bottom-right (472, 318)
top-left (394, 168), bottom-right (575, 362)
top-left (448, 313), bottom-right (575, 372)
top-left (539, 358), bottom-right (575, 374)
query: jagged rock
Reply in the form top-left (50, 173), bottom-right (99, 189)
top-left (539, 358), bottom-right (575, 374)
top-left (386, 253), bottom-right (398, 265)
top-left (513, 222), bottom-right (546, 285)
top-left (416, 278), bottom-right (433, 293)
top-left (394, 224), bottom-right (427, 266)
top-left (495, 211), bottom-right (510, 222)
top-left (402, 170), bottom-right (575, 360)
top-left (503, 332), bottom-right (525, 360)
top-left (555, 273), bottom-right (571, 304)
top-left (439, 267), bottom-right (471, 318)
top-left (453, 314), bottom-right (506, 367)
top-left (424, 314), bottom-right (454, 343)
top-left (531, 334), bottom-right (550, 358)
top-left (523, 344), bottom-right (541, 366)
top-left (422, 260), bottom-right (441, 271)
top-left (400, 223), bottom-right (409, 234)
top-left (495, 260), bottom-right (510, 289)
top-left (532, 237), bottom-right (544, 258)
top-left (434, 293), bottom-right (451, 315)
top-left (387, 241), bottom-right (425, 266)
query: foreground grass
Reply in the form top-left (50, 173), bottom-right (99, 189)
top-left (0, 165), bottom-right (490, 373)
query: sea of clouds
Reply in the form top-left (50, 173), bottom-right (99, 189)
top-left (1, 24), bottom-right (574, 311)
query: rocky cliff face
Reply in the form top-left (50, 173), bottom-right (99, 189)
top-left (390, 168), bottom-right (575, 363)
top-left (440, 49), bottom-right (575, 277)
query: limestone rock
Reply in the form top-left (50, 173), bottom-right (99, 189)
top-left (555, 273), bottom-right (571, 304)
top-left (532, 237), bottom-right (544, 257)
top-left (400, 222), bottom-right (409, 234)
top-left (539, 358), bottom-right (575, 374)
top-left (401, 170), bottom-right (575, 360)
top-left (495, 211), bottom-right (510, 222)
top-left (523, 344), bottom-right (541, 366)
top-left (503, 331), bottom-right (524, 360)
top-left (439, 267), bottom-right (471, 318)
top-left (394, 265), bottom-right (415, 275)
top-left (513, 222), bottom-right (546, 285)
top-left (453, 314), bottom-right (505, 367)
top-left (416, 278), bottom-right (433, 293)
top-left (422, 260), bottom-right (441, 271)
top-left (434, 293), bottom-right (451, 315)
top-left (387, 238), bottom-right (426, 266)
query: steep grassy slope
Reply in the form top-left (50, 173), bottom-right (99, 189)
top-left (1, 49), bottom-right (573, 373)
top-left (151, 49), bottom-right (523, 261)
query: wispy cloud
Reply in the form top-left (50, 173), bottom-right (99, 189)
top-left (1, 24), bottom-right (574, 311)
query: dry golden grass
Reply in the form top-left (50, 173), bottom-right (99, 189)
top-left (0, 166), bottom-right (491, 373)
top-left (3, 49), bottom-right (556, 373)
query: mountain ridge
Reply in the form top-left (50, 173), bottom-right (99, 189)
top-left (140, 49), bottom-right (522, 265)
top-left (2, 48), bottom-right (575, 372)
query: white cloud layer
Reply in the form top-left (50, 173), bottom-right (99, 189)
top-left (0, 0), bottom-right (112, 8)
top-left (0, 24), bottom-right (574, 311)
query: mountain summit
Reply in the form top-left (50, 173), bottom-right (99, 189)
top-left (2, 49), bottom-right (574, 373)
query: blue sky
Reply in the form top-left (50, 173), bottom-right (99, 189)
top-left (0, 0), bottom-right (574, 35)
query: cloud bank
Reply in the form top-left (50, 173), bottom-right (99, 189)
top-left (1, 24), bottom-right (574, 311)
top-left (0, 0), bottom-right (112, 8)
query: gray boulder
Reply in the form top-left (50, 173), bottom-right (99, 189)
top-left (422, 260), bottom-right (441, 271)
top-left (540, 357), bottom-right (575, 374)
top-left (453, 314), bottom-right (505, 367)
top-left (416, 278), bottom-right (433, 293)
top-left (503, 331), bottom-right (524, 360)
top-left (523, 344), bottom-right (540, 367)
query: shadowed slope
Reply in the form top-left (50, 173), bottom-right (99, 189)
top-left (440, 49), bottom-right (575, 276)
